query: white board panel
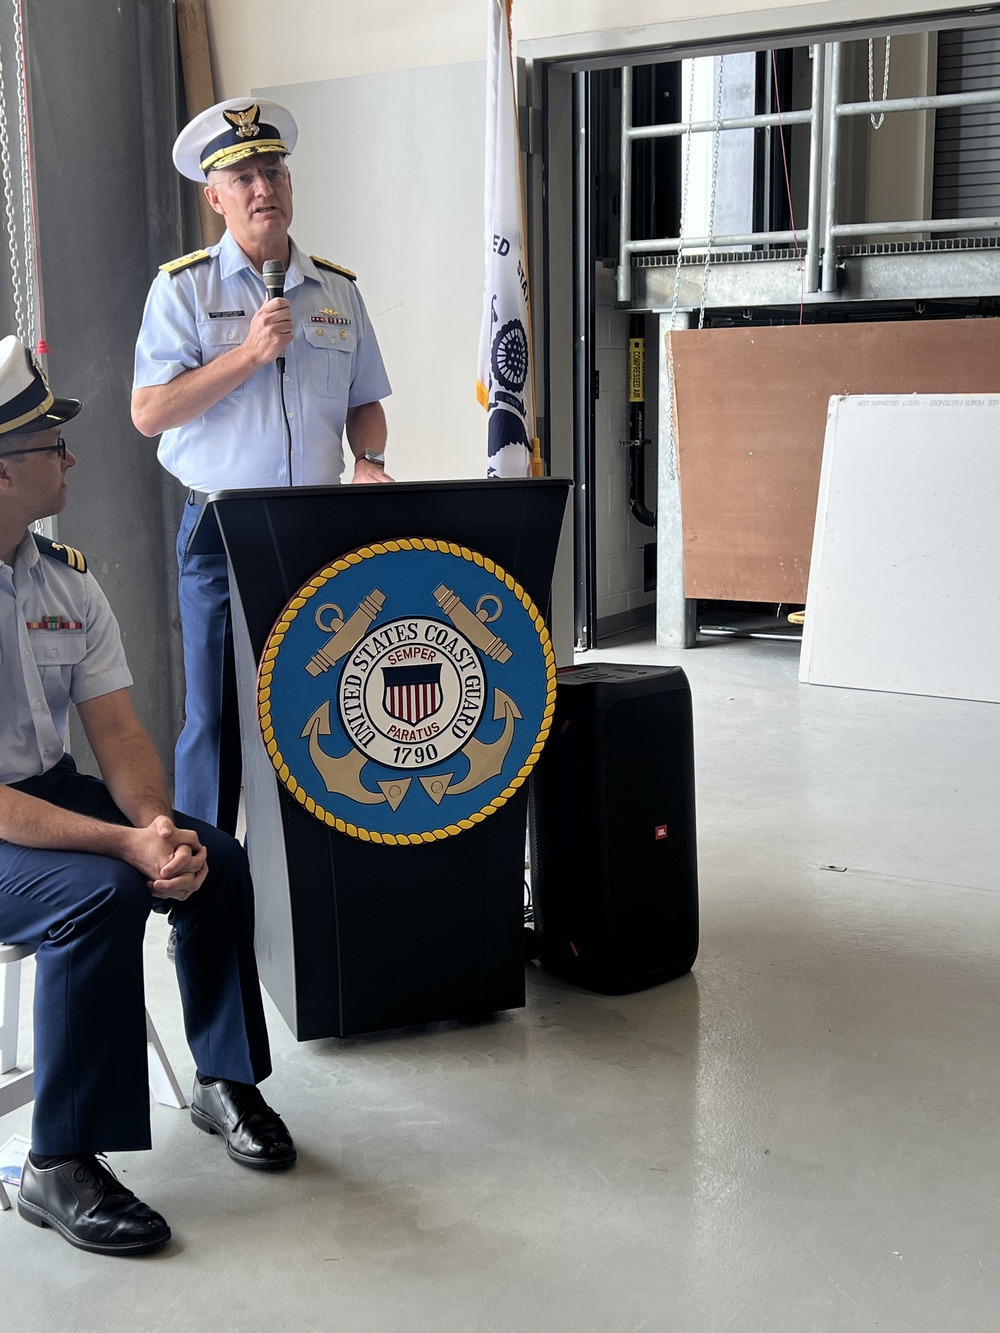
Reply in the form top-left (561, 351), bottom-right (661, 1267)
top-left (258, 63), bottom-right (487, 482)
top-left (800, 394), bottom-right (1000, 703)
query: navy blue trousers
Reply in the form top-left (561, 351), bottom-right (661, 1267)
top-left (175, 497), bottom-right (242, 835)
top-left (0, 757), bottom-right (271, 1155)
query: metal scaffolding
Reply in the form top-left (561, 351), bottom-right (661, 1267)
top-left (617, 40), bottom-right (1000, 307)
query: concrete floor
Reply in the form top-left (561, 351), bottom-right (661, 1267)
top-left (2, 634), bottom-right (999, 1331)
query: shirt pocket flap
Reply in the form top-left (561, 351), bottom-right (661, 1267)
top-left (303, 320), bottom-right (356, 354)
top-left (29, 629), bottom-right (87, 666)
top-left (198, 317), bottom-right (249, 348)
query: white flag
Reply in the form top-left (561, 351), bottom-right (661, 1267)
top-left (477, 0), bottom-right (537, 478)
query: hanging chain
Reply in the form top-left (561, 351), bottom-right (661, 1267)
top-left (0, 38), bottom-right (29, 345)
top-left (868, 35), bottom-right (891, 129)
top-left (699, 53), bottom-right (725, 329)
top-left (12, 0), bottom-right (37, 346)
top-left (670, 60), bottom-right (698, 326)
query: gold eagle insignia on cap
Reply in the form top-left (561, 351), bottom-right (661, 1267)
top-left (224, 103), bottom-right (262, 140)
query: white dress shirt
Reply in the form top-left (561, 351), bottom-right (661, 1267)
top-left (0, 534), bottom-right (132, 785)
top-left (133, 231), bottom-right (392, 492)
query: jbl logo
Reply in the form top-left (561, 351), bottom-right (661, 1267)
top-left (654, 824), bottom-right (668, 840)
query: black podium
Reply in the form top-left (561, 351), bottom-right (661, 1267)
top-left (190, 479), bottom-right (570, 1039)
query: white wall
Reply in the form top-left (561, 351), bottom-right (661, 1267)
top-left (206, 0), bottom-right (977, 95)
top-left (259, 63), bottom-right (487, 483)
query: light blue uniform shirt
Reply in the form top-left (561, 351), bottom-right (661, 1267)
top-left (133, 230), bottom-right (392, 492)
top-left (0, 534), bottom-right (133, 786)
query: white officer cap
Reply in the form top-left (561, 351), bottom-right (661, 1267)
top-left (172, 97), bottom-right (298, 182)
top-left (0, 336), bottom-right (82, 437)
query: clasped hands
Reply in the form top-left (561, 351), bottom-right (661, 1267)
top-left (125, 816), bottom-right (208, 902)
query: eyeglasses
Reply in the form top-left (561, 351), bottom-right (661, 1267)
top-left (217, 165), bottom-right (288, 192)
top-left (0, 436), bottom-right (67, 461)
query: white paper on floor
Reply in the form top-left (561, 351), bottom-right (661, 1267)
top-left (0, 1134), bottom-right (30, 1188)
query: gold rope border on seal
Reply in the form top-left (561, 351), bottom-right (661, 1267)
top-left (256, 538), bottom-right (558, 846)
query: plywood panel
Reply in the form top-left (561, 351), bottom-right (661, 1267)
top-left (669, 319), bottom-right (1000, 602)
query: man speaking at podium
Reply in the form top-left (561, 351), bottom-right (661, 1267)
top-left (132, 97), bottom-right (393, 833)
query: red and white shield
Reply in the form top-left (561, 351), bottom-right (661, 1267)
top-left (381, 664), bottom-right (443, 725)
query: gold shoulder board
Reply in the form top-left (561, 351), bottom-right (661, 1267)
top-left (36, 535), bottom-right (88, 573)
top-left (159, 249), bottom-right (211, 276)
top-left (311, 256), bottom-right (357, 281)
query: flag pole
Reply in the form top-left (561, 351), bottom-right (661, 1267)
top-left (509, 1), bottom-right (544, 478)
top-left (479, 0), bottom-right (543, 478)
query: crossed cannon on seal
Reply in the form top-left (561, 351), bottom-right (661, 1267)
top-left (298, 586), bottom-right (522, 809)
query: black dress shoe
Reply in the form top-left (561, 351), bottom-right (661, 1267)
top-left (190, 1078), bottom-right (297, 1170)
top-left (17, 1156), bottom-right (171, 1256)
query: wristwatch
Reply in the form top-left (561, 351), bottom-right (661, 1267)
top-left (363, 450), bottom-right (385, 466)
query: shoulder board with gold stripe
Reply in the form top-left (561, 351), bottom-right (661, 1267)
top-left (159, 249), bottom-right (211, 277)
top-left (36, 535), bottom-right (88, 573)
top-left (311, 256), bottom-right (357, 281)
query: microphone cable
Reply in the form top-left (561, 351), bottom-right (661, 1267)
top-left (262, 259), bottom-right (293, 485)
top-left (277, 360), bottom-right (293, 486)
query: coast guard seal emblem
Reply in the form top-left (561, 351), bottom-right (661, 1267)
top-left (257, 539), bottom-right (556, 844)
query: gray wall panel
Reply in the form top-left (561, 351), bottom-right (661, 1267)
top-left (19, 0), bottom-right (187, 774)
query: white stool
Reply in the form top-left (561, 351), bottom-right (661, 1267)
top-left (0, 941), bottom-right (186, 1210)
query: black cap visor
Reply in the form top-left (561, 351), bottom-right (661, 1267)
top-left (10, 396), bottom-right (84, 434)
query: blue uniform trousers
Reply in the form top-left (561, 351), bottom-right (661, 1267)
top-left (175, 497), bottom-right (242, 835)
top-left (0, 756), bottom-right (271, 1156)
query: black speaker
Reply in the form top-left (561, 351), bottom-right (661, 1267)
top-left (528, 663), bottom-right (698, 994)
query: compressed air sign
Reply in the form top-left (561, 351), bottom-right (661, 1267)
top-left (257, 539), bottom-right (556, 844)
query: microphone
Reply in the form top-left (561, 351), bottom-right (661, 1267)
top-left (262, 258), bottom-right (285, 301)
top-left (262, 259), bottom-right (286, 373)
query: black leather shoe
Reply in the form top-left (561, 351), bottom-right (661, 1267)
top-left (17, 1156), bottom-right (171, 1256)
top-left (190, 1079), bottom-right (297, 1170)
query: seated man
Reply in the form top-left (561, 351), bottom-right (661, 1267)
top-left (0, 336), bottom-right (295, 1258)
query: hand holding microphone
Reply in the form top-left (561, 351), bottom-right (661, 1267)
top-left (245, 259), bottom-right (293, 372)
